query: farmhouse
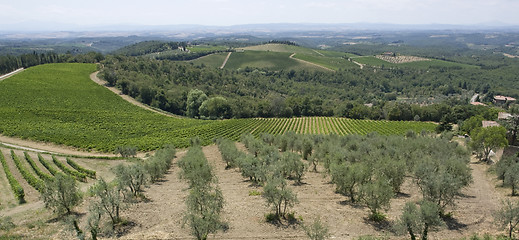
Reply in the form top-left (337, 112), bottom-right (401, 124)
top-left (493, 95), bottom-right (516, 104)
top-left (482, 121), bottom-right (500, 128)
top-left (498, 112), bottom-right (512, 120)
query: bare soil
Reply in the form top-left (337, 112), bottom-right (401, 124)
top-left (0, 140), bottom-right (513, 239)
top-left (116, 144), bottom-right (509, 239)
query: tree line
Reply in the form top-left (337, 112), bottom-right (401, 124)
top-left (0, 51), bottom-right (104, 75)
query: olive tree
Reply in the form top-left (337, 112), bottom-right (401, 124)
top-left (89, 178), bottom-right (127, 228)
top-left (394, 201), bottom-right (444, 240)
top-left (262, 177), bottom-right (298, 219)
top-left (302, 216), bottom-right (330, 240)
top-left (184, 185), bottom-right (225, 240)
top-left (41, 173), bottom-right (82, 215)
top-left (494, 198), bottom-right (519, 240)
top-left (359, 178), bottom-right (394, 221)
top-left (113, 163), bottom-right (148, 198)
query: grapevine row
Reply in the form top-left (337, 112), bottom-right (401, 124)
top-left (66, 157), bottom-right (96, 179)
top-left (52, 156), bottom-right (87, 182)
top-left (11, 150), bottom-right (44, 192)
top-left (0, 149), bottom-right (25, 203)
top-left (24, 152), bottom-right (53, 182)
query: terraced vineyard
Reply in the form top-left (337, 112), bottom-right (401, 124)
top-left (0, 63), bottom-right (436, 151)
top-left (0, 149), bottom-right (97, 204)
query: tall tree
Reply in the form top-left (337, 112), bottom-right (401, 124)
top-left (186, 89), bottom-right (208, 118)
top-left (470, 126), bottom-right (508, 162)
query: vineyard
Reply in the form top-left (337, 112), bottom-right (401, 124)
top-left (0, 148), bottom-right (97, 205)
top-left (0, 63), bottom-right (436, 151)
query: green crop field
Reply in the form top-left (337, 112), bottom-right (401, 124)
top-left (190, 52), bottom-right (229, 68)
top-left (224, 51), bottom-right (320, 71)
top-left (187, 45), bottom-right (228, 53)
top-left (0, 63), bottom-right (435, 152)
top-left (292, 54), bottom-right (359, 70)
top-left (241, 44), bottom-right (320, 55)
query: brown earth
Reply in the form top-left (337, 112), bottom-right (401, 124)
top-left (116, 144), bottom-right (510, 240)
top-left (0, 140), bottom-right (514, 239)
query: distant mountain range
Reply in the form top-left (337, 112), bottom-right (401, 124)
top-left (2, 22), bottom-right (519, 39)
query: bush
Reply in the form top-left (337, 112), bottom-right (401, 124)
top-left (115, 146), bottom-right (137, 158)
top-left (302, 216), bottom-right (330, 240)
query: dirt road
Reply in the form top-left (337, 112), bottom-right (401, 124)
top-left (289, 53), bottom-right (335, 72)
top-left (220, 52), bottom-right (232, 69)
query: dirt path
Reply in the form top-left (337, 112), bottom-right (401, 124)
top-left (351, 59), bottom-right (365, 69)
top-left (220, 52), bottom-right (232, 69)
top-left (312, 50), bottom-right (325, 56)
top-left (0, 68), bottom-right (24, 81)
top-left (121, 150), bottom-right (191, 239)
top-left (289, 53), bottom-right (335, 72)
top-left (90, 71), bottom-right (181, 119)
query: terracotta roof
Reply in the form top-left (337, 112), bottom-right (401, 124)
top-left (482, 121), bottom-right (500, 128)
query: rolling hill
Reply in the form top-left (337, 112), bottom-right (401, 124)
top-left (0, 63), bottom-right (435, 152)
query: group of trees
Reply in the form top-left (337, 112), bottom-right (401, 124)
top-left (0, 51), bottom-right (104, 75)
top-left (40, 145), bottom-right (176, 240)
top-left (178, 141), bottom-right (225, 240)
top-left (98, 54), bottom-right (515, 123)
top-left (309, 132), bottom-right (472, 225)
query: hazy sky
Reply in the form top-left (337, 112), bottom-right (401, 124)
top-left (1, 0), bottom-right (518, 29)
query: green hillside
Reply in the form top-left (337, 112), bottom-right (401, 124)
top-left (223, 51), bottom-right (320, 71)
top-left (0, 63), bottom-right (435, 152)
top-left (190, 52), bottom-right (229, 68)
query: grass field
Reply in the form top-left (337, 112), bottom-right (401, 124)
top-left (0, 63), bottom-right (436, 152)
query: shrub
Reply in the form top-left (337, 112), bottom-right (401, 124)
top-left (115, 146), bottom-right (137, 158)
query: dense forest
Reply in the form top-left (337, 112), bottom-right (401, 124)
top-left (98, 53), bottom-right (511, 124)
top-left (0, 51), bottom-right (104, 75)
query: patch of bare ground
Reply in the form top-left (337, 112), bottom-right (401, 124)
top-left (120, 150), bottom-right (191, 240)
top-left (1, 143), bottom-right (510, 239)
top-left (375, 55), bottom-right (430, 64)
